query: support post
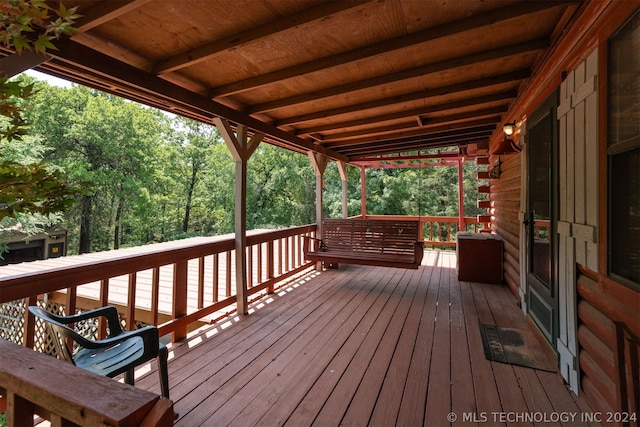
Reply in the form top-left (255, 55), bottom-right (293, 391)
top-left (337, 161), bottom-right (348, 218)
top-left (214, 118), bottom-right (263, 315)
top-left (308, 151), bottom-right (329, 270)
top-left (360, 166), bottom-right (367, 218)
top-left (457, 159), bottom-right (465, 232)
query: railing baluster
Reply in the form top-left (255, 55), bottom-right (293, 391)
top-left (278, 238), bottom-right (283, 276)
top-left (198, 257), bottom-right (205, 309)
top-left (285, 236), bottom-right (290, 272)
top-left (258, 243), bottom-right (263, 284)
top-left (23, 295), bottom-right (37, 348)
top-left (248, 244), bottom-right (253, 288)
top-left (267, 240), bottom-right (275, 293)
top-left (99, 278), bottom-right (110, 339)
top-left (127, 272), bottom-right (137, 330)
top-left (226, 250), bottom-right (232, 297)
top-left (213, 253), bottom-right (219, 303)
top-left (151, 267), bottom-right (160, 326)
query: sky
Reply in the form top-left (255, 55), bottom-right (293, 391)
top-left (23, 69), bottom-right (73, 88)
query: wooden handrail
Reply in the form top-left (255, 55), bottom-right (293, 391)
top-left (0, 340), bottom-right (174, 426)
top-left (0, 225), bottom-right (317, 346)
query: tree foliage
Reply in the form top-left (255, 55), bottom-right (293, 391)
top-left (11, 77), bottom-right (485, 255)
top-left (0, 0), bottom-right (81, 226)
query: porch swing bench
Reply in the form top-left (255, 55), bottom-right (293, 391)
top-left (303, 219), bottom-right (424, 269)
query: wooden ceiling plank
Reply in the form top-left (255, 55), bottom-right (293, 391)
top-left (209, 1), bottom-right (571, 97)
top-left (322, 117), bottom-right (500, 147)
top-left (321, 106), bottom-right (507, 142)
top-left (324, 126), bottom-right (497, 150)
top-left (73, 0), bottom-right (153, 33)
top-left (45, 37), bottom-right (347, 162)
top-left (339, 134), bottom-right (492, 157)
top-left (269, 68), bottom-right (530, 123)
top-left (154, 0), bottom-right (372, 75)
top-left (245, 39), bottom-right (547, 114)
top-left (295, 90), bottom-right (518, 136)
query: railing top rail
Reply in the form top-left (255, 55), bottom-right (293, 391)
top-left (0, 339), bottom-right (173, 425)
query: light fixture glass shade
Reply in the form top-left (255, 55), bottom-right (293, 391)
top-left (503, 122), bottom-right (516, 136)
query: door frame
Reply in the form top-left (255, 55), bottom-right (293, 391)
top-left (524, 90), bottom-right (559, 348)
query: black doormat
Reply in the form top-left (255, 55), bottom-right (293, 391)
top-left (479, 323), bottom-right (556, 372)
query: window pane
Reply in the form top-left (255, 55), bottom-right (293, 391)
top-left (608, 9), bottom-right (640, 287)
top-left (608, 10), bottom-right (640, 148)
top-left (610, 147), bottom-right (640, 284)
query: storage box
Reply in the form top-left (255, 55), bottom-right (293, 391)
top-left (456, 232), bottom-right (503, 284)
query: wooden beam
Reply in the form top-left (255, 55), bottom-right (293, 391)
top-left (323, 117), bottom-right (499, 149)
top-left (308, 151), bottom-right (329, 270)
top-left (73, 0), bottom-right (153, 33)
top-left (246, 39), bottom-right (547, 114)
top-left (36, 38), bottom-right (348, 162)
top-left (295, 90), bottom-right (517, 136)
top-left (0, 50), bottom-right (49, 78)
top-left (154, 1), bottom-right (372, 74)
top-left (214, 118), bottom-right (264, 315)
top-left (270, 69), bottom-right (530, 122)
top-left (210, 2), bottom-right (567, 97)
top-left (320, 106), bottom-right (507, 142)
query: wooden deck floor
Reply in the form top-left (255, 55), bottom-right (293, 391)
top-left (135, 250), bottom-right (597, 427)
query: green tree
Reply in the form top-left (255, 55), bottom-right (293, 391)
top-left (1, 1), bottom-right (80, 222)
top-left (25, 84), bottom-right (168, 253)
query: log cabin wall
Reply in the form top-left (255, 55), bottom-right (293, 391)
top-left (488, 153), bottom-right (521, 299)
top-left (487, 1), bottom-right (639, 412)
top-left (577, 270), bottom-right (640, 417)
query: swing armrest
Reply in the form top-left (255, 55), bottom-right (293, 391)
top-left (303, 236), bottom-right (324, 254)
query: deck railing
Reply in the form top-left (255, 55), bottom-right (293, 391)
top-left (0, 225), bottom-right (316, 346)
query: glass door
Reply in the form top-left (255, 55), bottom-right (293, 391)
top-left (526, 91), bottom-right (558, 345)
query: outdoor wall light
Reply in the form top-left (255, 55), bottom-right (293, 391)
top-left (492, 122), bottom-right (521, 155)
top-left (503, 122), bottom-right (516, 137)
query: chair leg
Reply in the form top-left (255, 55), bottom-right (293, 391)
top-left (124, 368), bottom-right (135, 386)
top-left (157, 345), bottom-right (170, 399)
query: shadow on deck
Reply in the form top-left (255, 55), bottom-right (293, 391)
top-left (134, 250), bottom-right (597, 427)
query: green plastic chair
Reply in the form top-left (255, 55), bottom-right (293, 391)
top-left (29, 305), bottom-right (169, 398)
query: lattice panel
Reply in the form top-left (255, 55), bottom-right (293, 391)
top-left (35, 300), bottom-right (68, 357)
top-left (0, 299), bottom-right (25, 345)
top-left (2, 299), bottom-right (148, 356)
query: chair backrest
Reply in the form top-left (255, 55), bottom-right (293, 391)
top-left (28, 306), bottom-right (96, 364)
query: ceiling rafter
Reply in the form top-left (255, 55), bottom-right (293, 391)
top-left (341, 138), bottom-right (490, 157)
top-left (271, 69), bottom-right (530, 126)
top-left (72, 0), bottom-right (152, 33)
top-left (294, 90), bottom-right (518, 136)
top-left (340, 131), bottom-right (493, 157)
top-left (319, 106), bottom-right (508, 143)
top-left (321, 117), bottom-right (500, 148)
top-left (335, 127), bottom-right (497, 154)
top-left (244, 39), bottom-right (547, 114)
top-left (153, 0), bottom-right (372, 75)
top-left (208, 1), bottom-right (569, 98)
